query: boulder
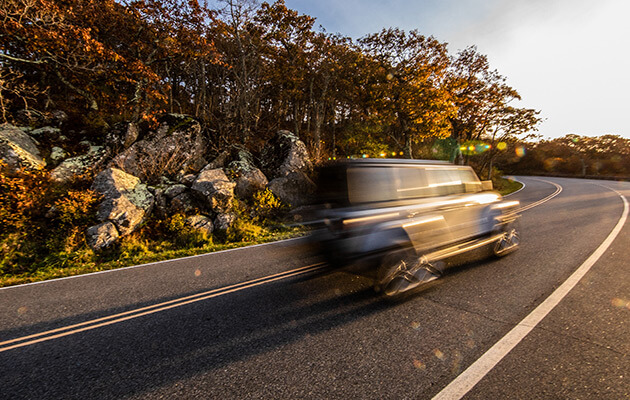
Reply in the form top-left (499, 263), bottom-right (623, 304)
top-left (109, 114), bottom-right (206, 181)
top-left (202, 151), bottom-right (230, 171)
top-left (51, 110), bottom-right (68, 127)
top-left (214, 213), bottom-right (236, 231)
top-left (152, 188), bottom-right (168, 219)
top-left (30, 126), bottom-right (61, 141)
top-left (169, 192), bottom-right (199, 215)
top-left (261, 130), bottom-right (312, 178)
top-left (91, 168), bottom-right (154, 236)
top-left (164, 184), bottom-right (187, 199)
top-left (186, 214), bottom-right (213, 236)
top-left (267, 171), bottom-right (316, 207)
top-left (14, 109), bottom-right (48, 127)
top-left (49, 146), bottom-right (68, 167)
top-left (192, 168), bottom-right (235, 213)
top-left (105, 122), bottom-right (139, 153)
top-left (86, 221), bottom-right (120, 250)
top-left (235, 168), bottom-right (268, 200)
top-left (0, 123), bottom-right (46, 171)
top-left (50, 145), bottom-right (107, 183)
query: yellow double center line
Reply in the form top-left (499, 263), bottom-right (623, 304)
top-left (0, 262), bottom-right (327, 353)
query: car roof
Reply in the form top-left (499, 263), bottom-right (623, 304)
top-left (329, 158), bottom-right (453, 167)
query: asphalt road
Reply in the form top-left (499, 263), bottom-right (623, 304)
top-left (1, 176), bottom-right (628, 399)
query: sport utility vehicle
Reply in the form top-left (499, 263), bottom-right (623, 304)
top-left (311, 159), bottom-right (520, 296)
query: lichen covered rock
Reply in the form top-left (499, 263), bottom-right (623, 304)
top-left (50, 145), bottom-right (107, 183)
top-left (109, 114), bottom-right (205, 181)
top-left (91, 168), bottom-right (154, 236)
top-left (86, 221), bottom-right (120, 250)
top-left (192, 168), bottom-right (235, 213)
top-left (186, 214), bottom-right (213, 236)
top-left (0, 123), bottom-right (46, 171)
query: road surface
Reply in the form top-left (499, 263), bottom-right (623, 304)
top-left (0, 176), bottom-right (628, 399)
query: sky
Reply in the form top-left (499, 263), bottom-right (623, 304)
top-left (284, 0), bottom-right (629, 139)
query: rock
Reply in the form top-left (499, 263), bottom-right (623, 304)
top-left (179, 173), bottom-right (196, 186)
top-left (235, 168), bottom-right (268, 199)
top-left (192, 168), bottom-right (236, 213)
top-left (109, 114), bottom-right (205, 181)
top-left (15, 109), bottom-right (48, 127)
top-left (164, 184), bottom-right (187, 199)
top-left (0, 123), bottom-right (46, 171)
top-left (30, 126), bottom-right (61, 141)
top-left (169, 192), bottom-right (198, 215)
top-left (51, 110), bottom-right (68, 127)
top-left (49, 146), bottom-right (67, 166)
top-left (214, 213), bottom-right (236, 231)
top-left (91, 168), bottom-right (154, 236)
top-left (86, 221), bottom-right (120, 250)
top-left (267, 171), bottom-right (316, 207)
top-left (186, 214), bottom-right (213, 236)
top-left (202, 151), bottom-right (230, 171)
top-left (50, 145), bottom-right (107, 183)
top-left (153, 188), bottom-right (168, 219)
top-left (261, 130), bottom-right (312, 178)
top-left (105, 122), bottom-right (139, 153)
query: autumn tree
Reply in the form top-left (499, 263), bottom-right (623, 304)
top-left (359, 28), bottom-right (455, 158)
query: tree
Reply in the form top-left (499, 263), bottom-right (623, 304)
top-left (359, 28), bottom-right (455, 158)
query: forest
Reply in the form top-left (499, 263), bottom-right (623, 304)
top-left (1, 0), bottom-right (541, 161)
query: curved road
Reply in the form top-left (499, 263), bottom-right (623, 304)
top-left (0, 177), bottom-right (628, 399)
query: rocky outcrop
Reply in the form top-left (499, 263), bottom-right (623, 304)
top-left (50, 145), bottom-right (107, 182)
top-left (261, 130), bottom-right (312, 178)
top-left (192, 168), bottom-right (235, 213)
top-left (267, 171), bottom-right (316, 207)
top-left (86, 221), bottom-right (119, 250)
top-left (109, 114), bottom-right (206, 181)
top-left (91, 168), bottom-right (154, 238)
top-left (0, 123), bottom-right (46, 171)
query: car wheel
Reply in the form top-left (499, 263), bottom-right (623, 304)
top-left (494, 226), bottom-right (520, 257)
top-left (375, 248), bottom-right (440, 297)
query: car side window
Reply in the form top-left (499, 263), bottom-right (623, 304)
top-left (347, 167), bottom-right (396, 204)
top-left (395, 167), bottom-right (432, 199)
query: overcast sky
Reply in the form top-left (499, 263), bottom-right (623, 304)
top-left (284, 0), bottom-right (629, 139)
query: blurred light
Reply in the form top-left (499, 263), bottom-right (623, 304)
top-left (392, 152), bottom-right (397, 156)
top-left (411, 321), bottom-right (421, 330)
top-left (515, 146), bottom-right (526, 158)
top-left (362, 154), bottom-right (367, 158)
top-left (497, 142), bottom-right (507, 150)
top-left (380, 153), bottom-right (386, 157)
top-left (413, 359), bottom-right (426, 370)
top-left (386, 73), bottom-right (394, 80)
top-left (433, 349), bottom-right (445, 361)
top-left (194, 269), bottom-right (201, 277)
top-left (399, 152), bottom-right (403, 156)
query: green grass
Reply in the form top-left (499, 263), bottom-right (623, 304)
top-left (494, 175), bottom-right (524, 196)
top-left (0, 226), bottom-right (306, 288)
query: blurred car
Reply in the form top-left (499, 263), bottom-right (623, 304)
top-left (311, 159), bottom-right (520, 296)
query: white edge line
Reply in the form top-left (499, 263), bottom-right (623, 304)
top-left (0, 236), bottom-right (305, 291)
top-left (432, 185), bottom-right (629, 400)
top-left (503, 176), bottom-right (526, 197)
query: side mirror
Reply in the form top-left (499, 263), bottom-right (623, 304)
top-left (481, 180), bottom-right (493, 191)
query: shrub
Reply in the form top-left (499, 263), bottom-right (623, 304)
top-left (251, 188), bottom-right (286, 222)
